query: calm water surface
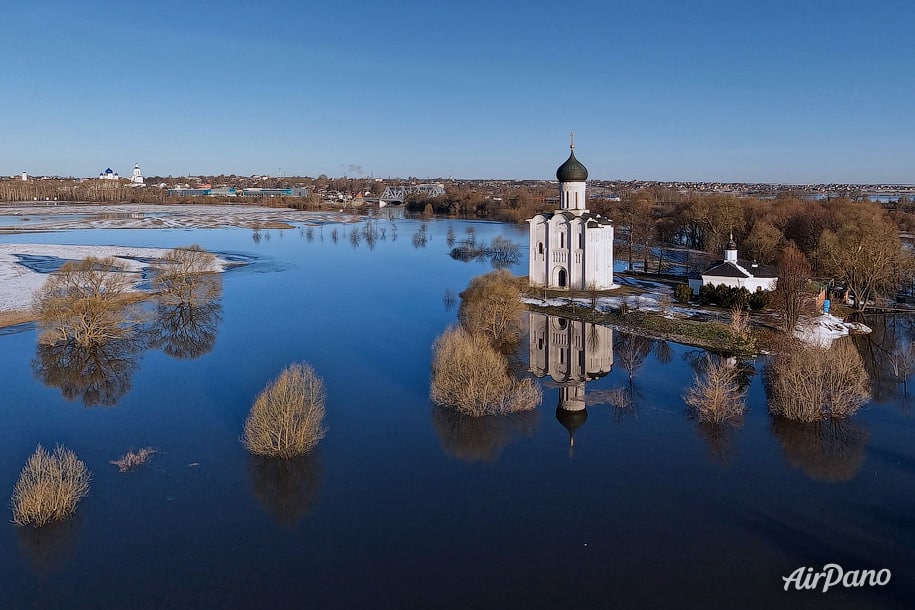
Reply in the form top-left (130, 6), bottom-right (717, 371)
top-left (0, 216), bottom-right (913, 609)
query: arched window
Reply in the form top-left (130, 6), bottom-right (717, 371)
top-left (560, 232), bottom-right (565, 248)
top-left (538, 242), bottom-right (544, 256)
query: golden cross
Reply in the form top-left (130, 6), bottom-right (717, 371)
top-left (569, 131), bottom-right (575, 149)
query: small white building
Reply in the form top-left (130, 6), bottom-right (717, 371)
top-left (99, 168), bottom-right (119, 180)
top-left (528, 136), bottom-right (615, 290)
top-left (689, 238), bottom-right (778, 295)
top-left (130, 163), bottom-right (145, 186)
top-left (21, 170), bottom-right (28, 181)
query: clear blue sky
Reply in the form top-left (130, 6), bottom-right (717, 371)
top-left (3, 0), bottom-right (914, 183)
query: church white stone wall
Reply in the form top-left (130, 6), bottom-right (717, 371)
top-left (528, 139), bottom-right (614, 290)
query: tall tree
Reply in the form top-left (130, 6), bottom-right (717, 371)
top-left (775, 244), bottom-right (813, 333)
top-left (818, 202), bottom-right (902, 311)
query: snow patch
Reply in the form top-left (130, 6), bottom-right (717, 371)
top-left (0, 244), bottom-right (230, 313)
top-left (793, 313), bottom-right (872, 347)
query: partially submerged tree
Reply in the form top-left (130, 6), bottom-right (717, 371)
top-left (683, 355), bottom-right (746, 425)
top-left (458, 269), bottom-right (524, 349)
top-left (35, 257), bottom-right (141, 347)
top-left (765, 338), bottom-right (870, 421)
top-left (430, 326), bottom-right (541, 416)
top-left (243, 363), bottom-right (327, 458)
top-left (152, 245), bottom-right (221, 306)
top-left (11, 445), bottom-right (91, 527)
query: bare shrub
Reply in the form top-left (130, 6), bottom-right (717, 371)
top-left (728, 306), bottom-right (750, 342)
top-left (11, 445), bottom-right (91, 527)
top-left (765, 338), bottom-right (870, 421)
top-left (458, 269), bottom-right (524, 349)
top-left (243, 363), bottom-right (327, 458)
top-left (35, 257), bottom-right (141, 347)
top-left (430, 327), bottom-right (541, 416)
top-left (152, 245), bottom-right (221, 306)
top-left (110, 447), bottom-right (157, 472)
top-left (684, 356), bottom-right (746, 425)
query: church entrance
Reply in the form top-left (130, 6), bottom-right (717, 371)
top-left (553, 267), bottom-right (567, 288)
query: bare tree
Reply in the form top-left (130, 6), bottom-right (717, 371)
top-left (818, 201), bottom-right (902, 311)
top-left (683, 355), bottom-right (746, 425)
top-left (430, 326), bottom-right (540, 416)
top-left (774, 244), bottom-right (812, 333)
top-left (765, 338), bottom-right (870, 421)
top-left (243, 363), bottom-right (327, 458)
top-left (35, 257), bottom-right (141, 347)
top-left (458, 270), bottom-right (524, 349)
top-left (152, 245), bottom-right (221, 307)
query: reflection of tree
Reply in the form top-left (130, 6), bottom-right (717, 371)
top-left (148, 299), bottom-right (222, 359)
top-left (653, 339), bottom-right (673, 365)
top-left (587, 387), bottom-right (635, 423)
top-left (693, 422), bottom-right (737, 464)
top-left (615, 332), bottom-right (650, 379)
top-left (32, 333), bottom-right (145, 407)
top-left (431, 406), bottom-right (537, 462)
top-left (17, 517), bottom-right (81, 573)
top-left (852, 313), bottom-right (913, 403)
top-left (148, 269), bottom-right (222, 359)
top-left (770, 417), bottom-right (868, 482)
top-left (412, 223), bottom-right (428, 248)
top-left (247, 453), bottom-right (322, 527)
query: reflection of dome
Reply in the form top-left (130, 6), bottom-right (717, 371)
top-left (556, 404), bottom-right (587, 455)
top-left (556, 150), bottom-right (588, 182)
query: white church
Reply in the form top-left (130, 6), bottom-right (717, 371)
top-left (528, 136), bottom-right (614, 290)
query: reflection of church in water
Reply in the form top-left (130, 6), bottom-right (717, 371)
top-left (528, 312), bottom-right (613, 453)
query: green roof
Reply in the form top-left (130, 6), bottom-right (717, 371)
top-left (556, 150), bottom-right (588, 182)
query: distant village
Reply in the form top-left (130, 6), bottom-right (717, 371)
top-left (6, 164), bottom-right (914, 207)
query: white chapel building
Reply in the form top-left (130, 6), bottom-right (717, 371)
top-left (130, 163), bottom-right (145, 186)
top-left (528, 137), bottom-right (614, 290)
top-left (688, 237), bottom-right (778, 295)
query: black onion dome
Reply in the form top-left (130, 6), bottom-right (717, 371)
top-left (556, 150), bottom-right (589, 182)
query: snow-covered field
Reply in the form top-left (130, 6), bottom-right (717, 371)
top-left (0, 244), bottom-right (229, 313)
top-left (0, 203), bottom-right (353, 231)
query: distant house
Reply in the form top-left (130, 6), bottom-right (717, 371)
top-left (688, 238), bottom-right (777, 295)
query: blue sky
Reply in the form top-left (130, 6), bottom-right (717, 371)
top-left (3, 0), bottom-right (914, 183)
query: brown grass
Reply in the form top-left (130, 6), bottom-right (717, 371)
top-left (243, 363), bottom-right (327, 458)
top-left (110, 447), bottom-right (158, 472)
top-left (430, 326), bottom-right (541, 416)
top-left (684, 356), bottom-right (746, 425)
top-left (0, 310), bottom-right (36, 328)
top-left (11, 445), bottom-right (91, 527)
